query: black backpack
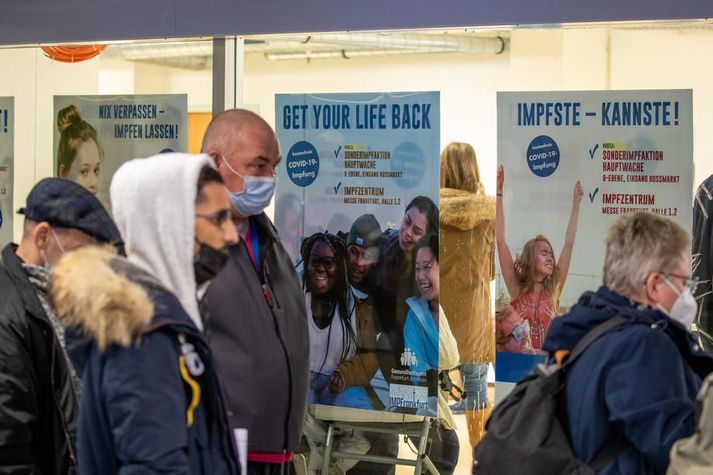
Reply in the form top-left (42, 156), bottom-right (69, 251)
top-left (473, 316), bottom-right (629, 475)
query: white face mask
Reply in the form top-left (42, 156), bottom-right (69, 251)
top-left (658, 276), bottom-right (697, 330)
top-left (221, 157), bottom-right (276, 217)
top-left (42, 227), bottom-right (67, 272)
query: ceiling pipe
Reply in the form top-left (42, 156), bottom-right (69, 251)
top-left (263, 33), bottom-right (506, 54)
top-left (104, 33), bottom-right (508, 68)
top-left (263, 44), bottom-right (507, 61)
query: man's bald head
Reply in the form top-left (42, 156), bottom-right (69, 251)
top-left (201, 109), bottom-right (275, 155)
top-left (200, 109), bottom-right (281, 208)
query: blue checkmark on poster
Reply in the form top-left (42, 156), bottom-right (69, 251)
top-left (589, 143), bottom-right (599, 159)
top-left (589, 187), bottom-right (599, 203)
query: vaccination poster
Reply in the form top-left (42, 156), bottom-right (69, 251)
top-left (0, 97), bottom-right (13, 248)
top-left (275, 92), bottom-right (440, 416)
top-left (53, 95), bottom-right (187, 211)
top-left (495, 90), bottom-right (693, 388)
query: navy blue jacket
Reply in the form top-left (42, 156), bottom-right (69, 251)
top-left (543, 286), bottom-right (713, 475)
top-left (67, 287), bottom-right (237, 475)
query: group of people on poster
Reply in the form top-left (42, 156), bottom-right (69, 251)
top-left (299, 195), bottom-right (444, 415)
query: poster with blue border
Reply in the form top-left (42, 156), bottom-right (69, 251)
top-left (496, 90), bottom-right (693, 388)
top-left (0, 97), bottom-right (13, 248)
top-left (53, 95), bottom-right (187, 212)
top-left (275, 91), bottom-right (441, 415)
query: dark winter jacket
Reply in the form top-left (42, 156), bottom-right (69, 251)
top-left (50, 246), bottom-right (238, 475)
top-left (693, 175), bottom-right (713, 336)
top-left (543, 286), bottom-right (713, 475)
top-left (203, 212), bottom-right (309, 454)
top-left (0, 244), bottom-right (77, 474)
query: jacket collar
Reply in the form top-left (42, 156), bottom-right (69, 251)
top-left (2, 243), bottom-right (51, 325)
top-left (249, 212), bottom-right (279, 242)
top-left (544, 286), bottom-right (713, 378)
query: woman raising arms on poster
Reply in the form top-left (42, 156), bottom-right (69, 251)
top-left (496, 165), bottom-right (583, 350)
top-left (56, 104), bottom-right (104, 196)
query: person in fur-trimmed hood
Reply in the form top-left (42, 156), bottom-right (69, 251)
top-left (50, 154), bottom-right (239, 474)
top-left (439, 142), bottom-right (495, 449)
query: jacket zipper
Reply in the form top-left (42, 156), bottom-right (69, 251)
top-left (245, 233), bottom-right (294, 453)
top-left (262, 249), bottom-right (293, 453)
top-left (47, 323), bottom-right (77, 468)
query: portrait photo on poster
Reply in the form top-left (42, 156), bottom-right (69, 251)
top-left (53, 95), bottom-right (188, 213)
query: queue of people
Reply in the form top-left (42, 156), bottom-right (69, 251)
top-left (4, 115), bottom-right (713, 475)
top-left (0, 108), bottom-right (457, 475)
top-left (0, 109), bottom-right (306, 475)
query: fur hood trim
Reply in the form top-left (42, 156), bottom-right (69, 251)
top-left (50, 246), bottom-right (154, 352)
top-left (439, 187), bottom-right (495, 231)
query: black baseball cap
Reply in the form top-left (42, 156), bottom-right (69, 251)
top-left (18, 178), bottom-right (123, 246)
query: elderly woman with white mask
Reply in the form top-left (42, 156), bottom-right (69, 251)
top-left (541, 212), bottom-right (713, 475)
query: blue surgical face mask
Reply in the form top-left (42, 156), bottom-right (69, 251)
top-left (222, 158), bottom-right (276, 217)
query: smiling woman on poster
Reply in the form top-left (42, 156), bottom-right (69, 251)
top-left (496, 165), bottom-right (583, 350)
top-left (301, 231), bottom-right (380, 403)
top-left (56, 104), bottom-right (104, 196)
top-left (374, 195), bottom-right (439, 334)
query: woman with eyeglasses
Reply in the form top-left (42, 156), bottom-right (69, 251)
top-left (300, 230), bottom-right (380, 407)
top-left (193, 167), bottom-right (239, 298)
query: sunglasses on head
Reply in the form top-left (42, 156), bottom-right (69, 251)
top-left (195, 209), bottom-right (232, 227)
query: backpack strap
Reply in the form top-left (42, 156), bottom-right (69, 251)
top-left (562, 315), bottom-right (627, 369)
top-left (589, 433), bottom-right (629, 472)
top-left (561, 315), bottom-right (630, 471)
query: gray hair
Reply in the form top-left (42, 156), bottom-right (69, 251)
top-left (603, 212), bottom-right (690, 298)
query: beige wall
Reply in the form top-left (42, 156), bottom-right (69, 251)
top-left (2, 26), bottom-right (713, 242)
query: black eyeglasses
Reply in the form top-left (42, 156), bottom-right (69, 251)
top-left (195, 209), bottom-right (233, 227)
top-left (309, 254), bottom-right (337, 269)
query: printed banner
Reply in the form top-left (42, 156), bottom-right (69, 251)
top-left (496, 90), bottom-right (693, 382)
top-left (276, 92), bottom-right (440, 415)
top-left (0, 97), bottom-right (13, 248)
top-left (53, 95), bottom-right (187, 211)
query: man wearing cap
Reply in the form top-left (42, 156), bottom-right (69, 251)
top-left (345, 214), bottom-right (382, 303)
top-left (341, 214), bottom-right (400, 475)
top-left (0, 178), bottom-right (122, 474)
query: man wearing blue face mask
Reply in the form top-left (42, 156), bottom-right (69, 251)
top-left (201, 109), bottom-right (309, 475)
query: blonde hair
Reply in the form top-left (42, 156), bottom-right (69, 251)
top-left (513, 235), bottom-right (560, 305)
top-left (603, 212), bottom-right (690, 298)
top-left (440, 142), bottom-right (482, 193)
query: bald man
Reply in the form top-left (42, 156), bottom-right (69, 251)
top-left (201, 109), bottom-right (309, 475)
